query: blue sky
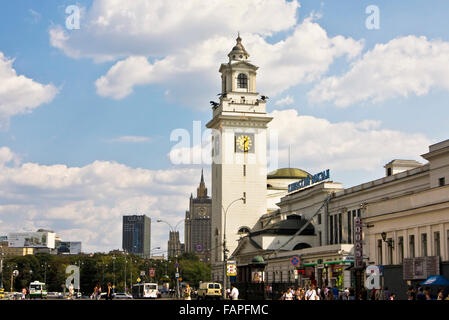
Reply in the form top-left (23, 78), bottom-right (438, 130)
top-left (0, 0), bottom-right (448, 252)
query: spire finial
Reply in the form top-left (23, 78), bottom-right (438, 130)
top-left (201, 168), bottom-right (204, 183)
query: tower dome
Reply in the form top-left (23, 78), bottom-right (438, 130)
top-left (228, 33), bottom-right (250, 62)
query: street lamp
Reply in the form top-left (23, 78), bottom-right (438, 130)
top-left (41, 264), bottom-right (50, 284)
top-left (157, 219), bottom-right (183, 299)
top-left (222, 196), bottom-right (245, 299)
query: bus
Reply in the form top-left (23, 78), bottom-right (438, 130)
top-left (29, 281), bottom-right (47, 299)
top-left (132, 283), bottom-right (160, 299)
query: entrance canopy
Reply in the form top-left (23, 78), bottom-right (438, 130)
top-left (421, 275), bottom-right (449, 286)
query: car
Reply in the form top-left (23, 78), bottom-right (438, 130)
top-left (47, 292), bottom-right (63, 299)
top-left (0, 288), bottom-right (5, 300)
top-left (113, 292), bottom-right (133, 299)
top-left (197, 282), bottom-right (222, 300)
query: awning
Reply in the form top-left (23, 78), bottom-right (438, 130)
top-left (421, 275), bottom-right (449, 286)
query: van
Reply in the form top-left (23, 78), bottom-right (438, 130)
top-left (197, 282), bottom-right (222, 300)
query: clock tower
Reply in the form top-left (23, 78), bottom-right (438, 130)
top-left (207, 35), bottom-right (272, 280)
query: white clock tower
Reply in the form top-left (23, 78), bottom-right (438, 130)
top-left (206, 35), bottom-right (272, 280)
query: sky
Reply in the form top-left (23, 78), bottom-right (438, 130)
top-left (0, 0), bottom-right (448, 253)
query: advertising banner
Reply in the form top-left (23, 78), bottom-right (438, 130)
top-left (8, 232), bottom-right (56, 249)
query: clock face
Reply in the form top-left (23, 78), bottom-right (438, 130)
top-left (235, 133), bottom-right (254, 153)
top-left (198, 207), bottom-right (207, 216)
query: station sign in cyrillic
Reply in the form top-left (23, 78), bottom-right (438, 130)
top-left (354, 217), bottom-right (364, 269)
top-left (288, 169), bottom-right (330, 193)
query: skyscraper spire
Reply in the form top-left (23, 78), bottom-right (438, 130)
top-left (197, 169), bottom-right (207, 198)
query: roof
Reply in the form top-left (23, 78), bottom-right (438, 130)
top-left (267, 168), bottom-right (310, 180)
top-left (250, 214), bottom-right (315, 237)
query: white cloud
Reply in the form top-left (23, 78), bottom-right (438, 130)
top-left (108, 135), bottom-right (152, 143)
top-left (93, 19), bottom-right (363, 104)
top-left (308, 35), bottom-right (449, 107)
top-left (0, 155), bottom-right (207, 253)
top-left (50, 0), bottom-right (300, 62)
top-left (275, 95), bottom-right (294, 107)
top-left (268, 109), bottom-right (430, 172)
top-left (0, 52), bottom-right (58, 127)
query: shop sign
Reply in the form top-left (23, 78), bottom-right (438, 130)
top-left (354, 217), bottom-right (363, 269)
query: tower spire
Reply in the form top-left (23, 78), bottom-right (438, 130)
top-left (197, 169), bottom-right (207, 198)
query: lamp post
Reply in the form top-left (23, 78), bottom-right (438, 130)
top-left (149, 247), bottom-right (161, 281)
top-left (222, 196), bottom-right (245, 299)
top-left (41, 264), bottom-right (50, 284)
top-left (157, 219), bottom-right (183, 299)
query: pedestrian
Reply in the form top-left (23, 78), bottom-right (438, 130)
top-left (106, 283), bottom-right (113, 300)
top-left (348, 287), bottom-right (355, 300)
top-left (183, 284), bottom-right (192, 300)
top-left (21, 288), bottom-right (27, 300)
top-left (68, 283), bottom-right (74, 300)
top-left (375, 286), bottom-right (384, 300)
top-left (437, 289), bottom-right (444, 300)
top-left (416, 287), bottom-right (426, 300)
top-left (96, 283), bottom-right (102, 300)
top-left (389, 293), bottom-right (396, 300)
top-left (332, 286), bottom-right (339, 300)
top-left (327, 287), bottom-right (334, 300)
top-left (360, 286), bottom-right (368, 300)
top-left (425, 287), bottom-right (432, 300)
top-left (305, 284), bottom-right (318, 300)
top-left (229, 284), bottom-right (239, 300)
top-left (384, 286), bottom-right (391, 300)
top-left (407, 286), bottom-right (416, 300)
top-left (284, 288), bottom-right (293, 300)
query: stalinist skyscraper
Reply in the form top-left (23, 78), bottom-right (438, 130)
top-left (184, 170), bottom-right (212, 263)
top-left (207, 35), bottom-right (272, 281)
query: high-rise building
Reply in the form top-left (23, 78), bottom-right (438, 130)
top-left (122, 215), bottom-right (151, 258)
top-left (185, 170), bottom-right (212, 263)
top-left (207, 35), bottom-right (272, 280)
top-left (167, 231), bottom-right (184, 259)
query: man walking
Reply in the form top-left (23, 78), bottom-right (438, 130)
top-left (229, 284), bottom-right (239, 300)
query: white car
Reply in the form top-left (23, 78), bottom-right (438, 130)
top-left (113, 292), bottom-right (133, 299)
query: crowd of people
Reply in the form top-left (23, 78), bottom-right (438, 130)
top-left (277, 284), bottom-right (449, 300)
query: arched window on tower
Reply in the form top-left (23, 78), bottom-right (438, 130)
top-left (237, 73), bottom-right (248, 89)
top-left (238, 226), bottom-right (250, 235)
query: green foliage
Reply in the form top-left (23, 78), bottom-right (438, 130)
top-left (0, 252), bottom-right (211, 294)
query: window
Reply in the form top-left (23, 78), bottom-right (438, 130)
top-left (329, 216), bottom-right (334, 245)
top-left (387, 238), bottom-right (393, 265)
top-left (439, 177), bottom-right (446, 187)
top-left (338, 213), bottom-right (342, 244)
top-left (317, 213), bottom-right (321, 225)
top-left (421, 233), bottom-right (428, 257)
top-left (237, 73), bottom-right (248, 89)
top-left (434, 232), bottom-right (441, 257)
top-left (377, 239), bottom-right (383, 265)
top-left (409, 235), bottom-right (415, 258)
top-left (347, 211), bottom-right (352, 244)
top-left (319, 231), bottom-right (322, 246)
top-left (387, 167), bottom-right (392, 176)
top-left (398, 237), bottom-right (404, 263)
